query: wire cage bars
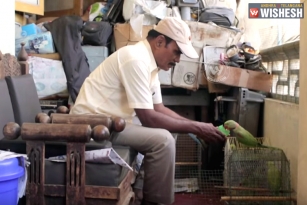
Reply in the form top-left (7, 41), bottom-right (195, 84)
top-left (223, 137), bottom-right (292, 205)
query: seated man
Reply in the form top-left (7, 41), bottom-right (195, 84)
top-left (70, 17), bottom-right (225, 205)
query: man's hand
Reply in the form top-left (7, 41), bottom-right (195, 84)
top-left (135, 108), bottom-right (226, 143)
top-left (195, 122), bottom-right (226, 143)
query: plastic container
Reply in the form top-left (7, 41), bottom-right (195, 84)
top-left (0, 158), bottom-right (25, 205)
top-left (217, 124), bottom-right (230, 136)
top-left (21, 23), bottom-right (40, 37)
top-left (81, 46), bottom-right (109, 72)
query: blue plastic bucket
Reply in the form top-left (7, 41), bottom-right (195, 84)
top-left (0, 157), bottom-right (25, 205)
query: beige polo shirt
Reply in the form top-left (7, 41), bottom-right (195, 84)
top-left (70, 40), bottom-right (162, 122)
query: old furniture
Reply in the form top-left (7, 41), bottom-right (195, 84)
top-left (1, 74), bottom-right (137, 205)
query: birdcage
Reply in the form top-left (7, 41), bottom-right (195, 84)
top-left (184, 169), bottom-right (225, 205)
top-left (223, 137), bottom-right (292, 205)
top-left (174, 134), bottom-right (225, 205)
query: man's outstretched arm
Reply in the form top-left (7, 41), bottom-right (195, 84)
top-left (154, 103), bottom-right (192, 121)
top-left (135, 108), bottom-right (225, 143)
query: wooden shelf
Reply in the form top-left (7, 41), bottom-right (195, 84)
top-left (15, 0), bottom-right (45, 15)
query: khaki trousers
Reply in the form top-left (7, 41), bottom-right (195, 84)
top-left (111, 123), bottom-right (176, 204)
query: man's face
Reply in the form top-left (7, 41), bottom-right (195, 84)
top-left (154, 36), bottom-right (182, 71)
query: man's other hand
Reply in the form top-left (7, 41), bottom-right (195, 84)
top-left (195, 122), bottom-right (226, 143)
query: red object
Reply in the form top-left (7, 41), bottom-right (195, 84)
top-left (250, 8), bottom-right (259, 18)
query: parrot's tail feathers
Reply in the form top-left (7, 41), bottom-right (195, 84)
top-left (259, 144), bottom-right (281, 150)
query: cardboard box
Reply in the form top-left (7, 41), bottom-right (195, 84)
top-left (203, 46), bottom-right (231, 93)
top-left (113, 23), bottom-right (155, 50)
top-left (207, 81), bottom-right (230, 93)
top-left (27, 56), bottom-right (67, 99)
top-left (172, 56), bottom-right (200, 91)
top-left (159, 69), bottom-right (172, 85)
top-left (198, 64), bottom-right (208, 87)
top-left (172, 45), bottom-right (203, 91)
top-left (15, 31), bottom-right (56, 56)
top-left (186, 21), bottom-right (242, 48)
top-left (212, 65), bottom-right (272, 92)
top-left (15, 12), bottom-right (26, 26)
top-left (29, 53), bottom-right (61, 60)
top-left (113, 21), bottom-right (241, 50)
top-left (203, 46), bottom-right (272, 92)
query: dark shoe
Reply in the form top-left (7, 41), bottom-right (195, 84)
top-left (141, 199), bottom-right (158, 205)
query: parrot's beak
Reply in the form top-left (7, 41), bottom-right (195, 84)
top-left (223, 124), bottom-right (229, 130)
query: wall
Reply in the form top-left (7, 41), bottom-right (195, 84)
top-left (265, 2), bottom-right (307, 203)
top-left (0, 1), bottom-right (15, 55)
top-left (263, 99), bottom-right (299, 198)
top-left (236, 0), bottom-right (300, 51)
top-left (297, 1), bottom-right (307, 204)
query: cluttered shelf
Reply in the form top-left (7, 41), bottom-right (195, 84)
top-left (13, 0), bottom-right (273, 108)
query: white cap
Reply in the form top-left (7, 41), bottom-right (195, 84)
top-left (154, 17), bottom-right (199, 59)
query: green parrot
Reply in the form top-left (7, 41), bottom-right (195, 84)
top-left (230, 143), bottom-right (236, 150)
top-left (267, 161), bottom-right (282, 194)
top-left (223, 120), bottom-right (279, 149)
top-left (188, 125), bottom-right (230, 150)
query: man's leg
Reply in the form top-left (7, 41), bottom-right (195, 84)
top-left (111, 123), bottom-right (176, 204)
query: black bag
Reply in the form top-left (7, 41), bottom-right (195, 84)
top-left (81, 21), bottom-right (113, 46)
top-left (105, 0), bottom-right (124, 24)
top-left (199, 7), bottom-right (235, 27)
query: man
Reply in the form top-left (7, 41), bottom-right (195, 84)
top-left (70, 17), bottom-right (225, 205)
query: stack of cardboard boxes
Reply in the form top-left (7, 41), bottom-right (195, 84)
top-left (113, 21), bottom-right (273, 93)
top-left (15, 14), bottom-right (273, 99)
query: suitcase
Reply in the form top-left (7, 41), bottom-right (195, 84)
top-left (82, 46), bottom-right (109, 72)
